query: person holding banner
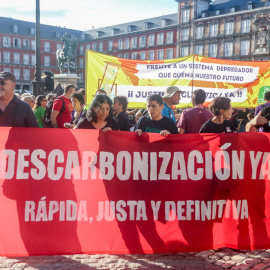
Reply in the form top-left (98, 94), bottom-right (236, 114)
top-left (161, 86), bottom-right (183, 123)
top-left (199, 97), bottom-right (235, 133)
top-left (135, 94), bottom-right (178, 136)
top-left (76, 94), bottom-right (119, 132)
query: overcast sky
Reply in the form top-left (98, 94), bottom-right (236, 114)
top-left (0, 0), bottom-right (178, 31)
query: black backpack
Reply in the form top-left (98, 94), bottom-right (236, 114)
top-left (43, 97), bottom-right (65, 127)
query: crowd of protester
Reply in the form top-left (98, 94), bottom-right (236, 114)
top-left (0, 71), bottom-right (269, 135)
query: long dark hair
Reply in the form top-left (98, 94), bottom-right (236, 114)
top-left (33, 95), bottom-right (45, 111)
top-left (86, 95), bottom-right (113, 123)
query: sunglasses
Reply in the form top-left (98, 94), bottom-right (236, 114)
top-left (0, 81), bottom-right (6, 86)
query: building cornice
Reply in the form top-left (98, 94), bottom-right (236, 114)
top-left (80, 24), bottom-right (178, 43)
top-left (196, 7), bottom-right (270, 23)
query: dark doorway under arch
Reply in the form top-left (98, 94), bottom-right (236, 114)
top-left (42, 70), bottom-right (54, 93)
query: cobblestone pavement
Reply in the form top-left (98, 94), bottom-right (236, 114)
top-left (1, 248), bottom-right (270, 270)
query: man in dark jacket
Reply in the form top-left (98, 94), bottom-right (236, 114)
top-left (0, 71), bottom-right (38, 127)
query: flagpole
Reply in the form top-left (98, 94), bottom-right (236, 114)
top-left (32, 0), bottom-right (44, 96)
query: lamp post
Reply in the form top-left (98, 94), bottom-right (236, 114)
top-left (32, 0), bottom-right (44, 96)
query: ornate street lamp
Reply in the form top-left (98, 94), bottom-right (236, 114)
top-left (32, 0), bottom-right (44, 96)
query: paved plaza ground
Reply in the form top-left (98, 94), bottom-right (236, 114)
top-left (1, 248), bottom-right (270, 269)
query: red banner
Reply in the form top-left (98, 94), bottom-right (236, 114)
top-left (1, 127), bottom-right (270, 256)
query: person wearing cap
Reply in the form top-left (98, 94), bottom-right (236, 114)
top-left (178, 89), bottom-right (213, 134)
top-left (0, 71), bottom-right (38, 127)
top-left (162, 86), bottom-right (182, 123)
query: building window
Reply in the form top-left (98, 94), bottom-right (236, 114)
top-left (210, 24), bottom-right (218, 37)
top-left (157, 50), bottom-right (164, 60)
top-left (111, 28), bottom-right (117, 35)
top-left (99, 42), bottom-right (103, 52)
top-left (31, 40), bottom-right (36, 50)
top-left (31, 55), bottom-right (35, 66)
top-left (162, 19), bottom-right (167, 27)
top-left (79, 73), bottom-right (83, 81)
top-left (195, 45), bottom-right (203, 55)
top-left (144, 22), bottom-right (153, 30)
top-left (230, 7), bottom-right (235, 13)
top-left (140, 51), bottom-right (146, 60)
top-left (13, 69), bottom-right (20, 80)
top-left (124, 38), bottom-right (130, 50)
top-left (181, 29), bottom-right (189, 41)
top-left (209, 44), bottom-right (217, 57)
top-left (123, 53), bottom-right (129, 59)
top-left (224, 42), bottom-right (233, 57)
top-left (13, 38), bottom-right (21, 49)
top-left (241, 40), bottom-right (250, 55)
top-left (92, 43), bottom-right (97, 51)
top-left (139, 36), bottom-right (146, 48)
top-left (44, 56), bottom-right (50, 67)
top-left (23, 54), bottom-right (30, 65)
top-left (108, 41), bottom-right (113, 52)
top-left (148, 34), bottom-right (155, 46)
top-left (3, 36), bottom-right (11, 47)
top-left (128, 25), bottom-right (136, 32)
top-left (225, 22), bottom-right (234, 35)
top-left (79, 45), bottom-right (84, 55)
top-left (23, 39), bottom-right (30, 49)
top-left (157, 33), bottom-right (164, 45)
top-left (118, 54), bottom-right (123, 58)
top-left (56, 43), bottom-right (62, 50)
top-left (241, 20), bottom-right (251, 33)
top-left (216, 10), bottom-right (221, 15)
top-left (3, 52), bottom-right (10, 63)
top-left (96, 31), bottom-right (105, 38)
top-left (44, 42), bottom-right (50, 52)
top-left (86, 44), bottom-right (91, 50)
top-left (181, 47), bottom-right (189, 57)
top-left (13, 25), bottom-right (18, 33)
top-left (30, 28), bottom-right (35, 35)
top-left (131, 52), bottom-right (137, 60)
top-left (166, 31), bottom-right (174, 44)
top-left (23, 69), bottom-right (30, 80)
top-left (79, 58), bottom-right (84, 68)
top-left (149, 51), bottom-right (155, 60)
top-left (247, 3), bottom-right (253, 10)
top-left (118, 39), bottom-right (123, 50)
top-left (182, 9), bottom-right (190, 23)
top-left (196, 26), bottom-right (204, 39)
top-left (167, 48), bottom-right (173, 59)
top-left (13, 53), bottom-right (20, 64)
top-left (201, 12), bottom-right (206, 18)
top-left (3, 68), bottom-right (11, 72)
top-left (131, 37), bottom-right (137, 49)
